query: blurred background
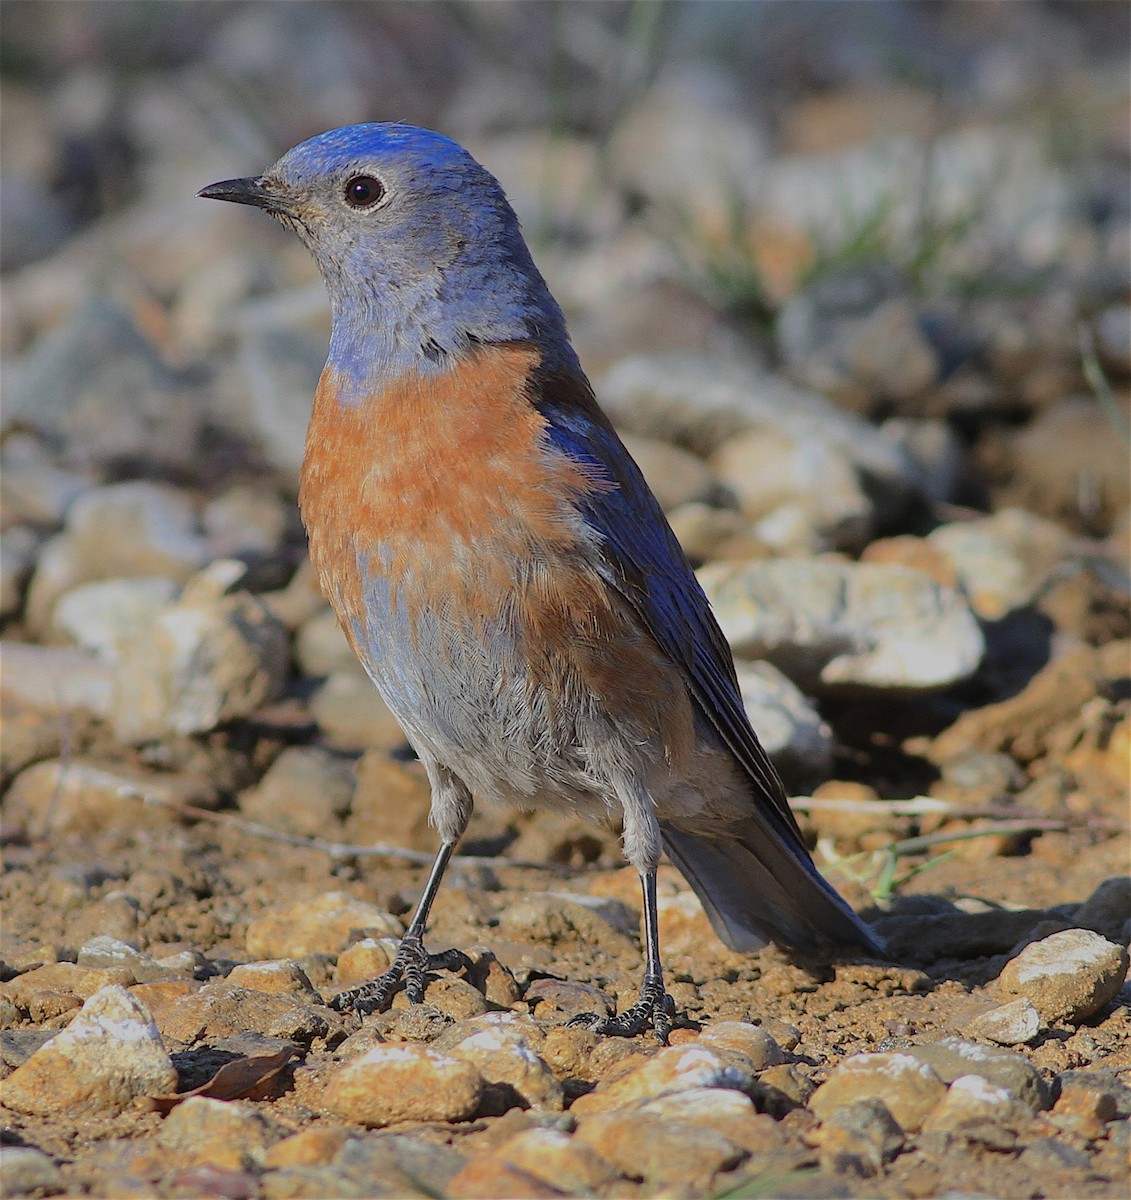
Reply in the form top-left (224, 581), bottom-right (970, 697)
top-left (1, 1), bottom-right (1128, 810)
top-left (3, 1), bottom-right (1128, 438)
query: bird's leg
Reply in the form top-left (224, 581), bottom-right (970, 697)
top-left (328, 840), bottom-right (471, 1016)
top-left (569, 868), bottom-right (677, 1043)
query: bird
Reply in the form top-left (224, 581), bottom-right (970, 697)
top-left (199, 122), bottom-right (884, 1041)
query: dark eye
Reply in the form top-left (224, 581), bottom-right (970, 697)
top-left (343, 175), bottom-right (385, 208)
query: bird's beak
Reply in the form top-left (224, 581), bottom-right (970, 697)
top-left (197, 176), bottom-right (287, 213)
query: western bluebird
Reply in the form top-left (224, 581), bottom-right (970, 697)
top-left (200, 123), bottom-right (883, 1041)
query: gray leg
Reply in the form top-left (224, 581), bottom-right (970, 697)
top-left (568, 867), bottom-right (676, 1042)
top-left (329, 762), bottom-right (472, 1017)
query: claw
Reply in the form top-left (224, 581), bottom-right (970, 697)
top-left (329, 935), bottom-right (472, 1016)
top-left (566, 975), bottom-right (677, 1043)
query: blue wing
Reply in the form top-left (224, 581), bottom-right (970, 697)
top-left (537, 370), bottom-right (804, 844)
top-left (534, 366), bottom-right (886, 957)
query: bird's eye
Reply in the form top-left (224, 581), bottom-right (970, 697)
top-left (343, 175), bottom-right (386, 209)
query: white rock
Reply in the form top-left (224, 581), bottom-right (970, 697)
top-left (573, 1044), bottom-right (755, 1115)
top-left (925, 1073), bottom-right (1031, 1131)
top-left (907, 1038), bottom-right (1047, 1111)
top-left (711, 428), bottom-right (873, 550)
top-left (323, 1043), bottom-right (484, 1127)
top-left (734, 659), bottom-right (833, 781)
top-left (965, 998), bottom-right (1042, 1046)
top-left (997, 929), bottom-right (1129, 1026)
top-left (598, 354), bottom-right (916, 515)
top-left (0, 985), bottom-right (176, 1116)
top-left (810, 1052), bottom-right (946, 1134)
top-left (25, 481), bottom-right (210, 634)
top-left (636, 1085), bottom-right (759, 1123)
top-left (448, 1025), bottom-right (564, 1110)
top-left (110, 568), bottom-right (288, 743)
top-left (0, 641), bottom-right (114, 718)
top-left (50, 577), bottom-right (178, 661)
top-left (928, 507), bottom-right (1070, 620)
top-left (699, 558), bottom-right (985, 693)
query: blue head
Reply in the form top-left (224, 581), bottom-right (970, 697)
top-left (200, 123), bottom-right (577, 391)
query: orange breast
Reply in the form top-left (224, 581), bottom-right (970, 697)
top-left (297, 342), bottom-right (604, 638)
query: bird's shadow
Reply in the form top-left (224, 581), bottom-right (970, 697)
top-left (863, 883), bottom-right (1124, 991)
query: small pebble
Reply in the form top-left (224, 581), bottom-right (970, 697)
top-left (444, 1156), bottom-right (565, 1199)
top-left (698, 558), bottom-right (984, 693)
top-left (0, 1147), bottom-right (65, 1197)
top-left (3, 757), bottom-right (216, 838)
top-left (809, 1052), bottom-right (946, 1134)
top-left (571, 1043), bottom-right (755, 1115)
top-left (263, 1125), bottom-right (352, 1169)
top-left (245, 892), bottom-right (402, 959)
top-left (25, 480), bottom-right (210, 634)
top-left (486, 1127), bottom-right (620, 1194)
top-left (635, 1086), bottom-right (786, 1154)
top-left (226, 960), bottom-right (320, 1001)
top-left (160, 1096), bottom-right (283, 1171)
top-left (0, 642), bottom-right (115, 719)
top-left (813, 1097), bottom-right (903, 1177)
top-left (1054, 1069), bottom-right (1129, 1125)
top-left (447, 1024), bottom-right (563, 1110)
top-left (155, 980), bottom-right (327, 1044)
top-left (322, 1043), bottom-right (484, 1126)
top-left (733, 660), bottom-right (834, 782)
top-left (924, 1074), bottom-right (1031, 1132)
top-left (50, 576), bottom-right (178, 662)
top-left (965, 997), bottom-right (1042, 1045)
top-left (575, 1110), bottom-right (745, 1190)
top-left (996, 928), bottom-right (1129, 1026)
top-left (238, 746), bottom-right (356, 839)
top-left (335, 937), bottom-right (399, 985)
top-left (697, 1020), bottom-right (786, 1069)
top-left (906, 1038), bottom-right (1048, 1113)
top-left (0, 984), bottom-right (176, 1116)
top-left (76, 935), bottom-right (163, 978)
top-left (111, 570), bottom-right (289, 744)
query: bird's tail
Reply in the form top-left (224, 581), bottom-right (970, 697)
top-left (660, 820), bottom-right (885, 958)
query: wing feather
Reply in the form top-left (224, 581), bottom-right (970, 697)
top-left (536, 368), bottom-right (805, 845)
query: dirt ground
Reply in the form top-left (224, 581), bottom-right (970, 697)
top-left (1, 660), bottom-right (1129, 1198)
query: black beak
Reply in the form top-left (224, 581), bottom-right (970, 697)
top-left (197, 176), bottom-right (284, 212)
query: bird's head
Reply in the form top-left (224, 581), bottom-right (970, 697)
top-left (200, 123), bottom-right (574, 381)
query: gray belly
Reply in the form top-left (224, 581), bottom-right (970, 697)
top-left (344, 581), bottom-right (627, 817)
top-left (334, 553), bottom-right (743, 836)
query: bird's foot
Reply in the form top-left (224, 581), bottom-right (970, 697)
top-left (567, 974), bottom-right (676, 1044)
top-left (328, 934), bottom-right (471, 1017)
